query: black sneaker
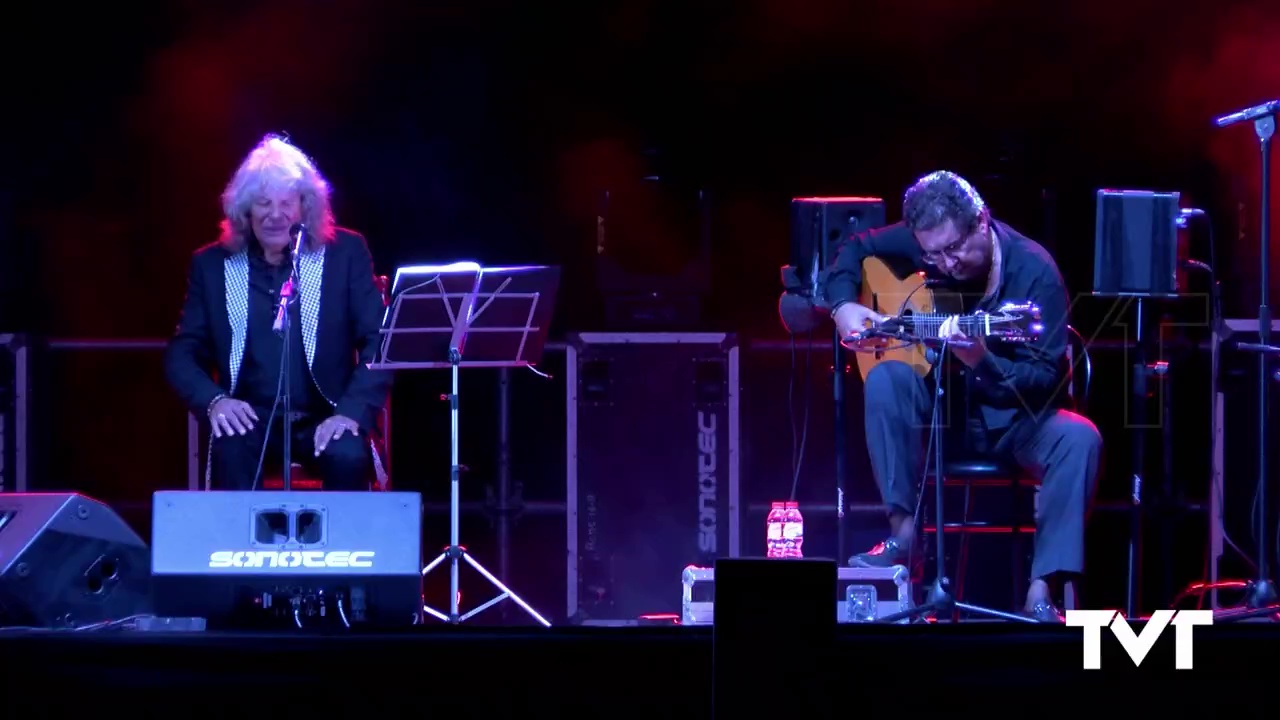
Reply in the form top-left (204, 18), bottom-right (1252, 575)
top-left (849, 538), bottom-right (922, 572)
top-left (1024, 600), bottom-right (1064, 624)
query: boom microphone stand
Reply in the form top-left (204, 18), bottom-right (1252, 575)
top-left (1213, 99), bottom-right (1280, 619)
top-left (862, 332), bottom-right (1039, 625)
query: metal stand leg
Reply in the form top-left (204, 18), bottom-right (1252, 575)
top-left (497, 367), bottom-right (513, 622)
top-left (1127, 298), bottom-right (1146, 618)
top-left (421, 351), bottom-right (552, 627)
top-left (832, 328), bottom-right (847, 564)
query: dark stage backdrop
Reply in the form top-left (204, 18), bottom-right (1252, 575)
top-left (5, 0), bottom-right (1279, 618)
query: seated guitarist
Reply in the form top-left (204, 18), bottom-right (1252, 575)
top-left (826, 170), bottom-right (1102, 622)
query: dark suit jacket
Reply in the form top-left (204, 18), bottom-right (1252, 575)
top-left (163, 228), bottom-right (392, 432)
top-left (824, 219), bottom-right (1072, 428)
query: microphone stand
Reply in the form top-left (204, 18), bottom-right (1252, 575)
top-left (1214, 100), bottom-right (1280, 619)
top-left (272, 226), bottom-right (305, 492)
top-left (846, 329), bottom-right (1038, 625)
top-left (875, 335), bottom-right (1044, 622)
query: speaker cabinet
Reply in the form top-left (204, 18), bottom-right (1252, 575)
top-left (151, 490), bottom-right (423, 629)
top-left (1093, 189), bottom-right (1182, 297)
top-left (790, 196), bottom-right (887, 278)
top-left (0, 492), bottom-right (152, 628)
top-left (566, 333), bottom-right (739, 622)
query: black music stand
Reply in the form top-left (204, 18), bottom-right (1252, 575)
top-left (370, 261), bottom-right (560, 626)
top-left (1092, 188), bottom-right (1183, 617)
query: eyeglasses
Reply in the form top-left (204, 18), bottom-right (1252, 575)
top-left (921, 231), bottom-right (975, 265)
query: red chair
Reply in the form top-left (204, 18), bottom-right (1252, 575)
top-left (370, 274), bottom-right (392, 490)
top-left (262, 464), bottom-right (324, 490)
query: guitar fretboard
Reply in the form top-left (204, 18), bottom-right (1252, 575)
top-left (904, 313), bottom-right (991, 338)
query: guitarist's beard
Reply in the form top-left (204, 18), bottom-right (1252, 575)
top-left (935, 274), bottom-right (991, 311)
top-left (942, 257), bottom-right (991, 284)
top-left (949, 266), bottom-right (984, 283)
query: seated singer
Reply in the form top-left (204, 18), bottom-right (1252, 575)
top-left (826, 170), bottom-right (1101, 621)
top-left (164, 134), bottom-right (391, 491)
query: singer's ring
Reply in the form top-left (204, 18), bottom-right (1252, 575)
top-left (217, 413), bottom-right (226, 420)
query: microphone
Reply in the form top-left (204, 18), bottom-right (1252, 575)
top-left (287, 223), bottom-right (306, 264)
top-left (1214, 99), bottom-right (1280, 128)
top-left (272, 224), bottom-right (307, 335)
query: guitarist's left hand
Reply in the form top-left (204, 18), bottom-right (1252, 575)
top-left (939, 315), bottom-right (987, 368)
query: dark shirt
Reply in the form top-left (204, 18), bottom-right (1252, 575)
top-left (233, 240), bottom-right (328, 416)
top-left (825, 220), bottom-right (1072, 434)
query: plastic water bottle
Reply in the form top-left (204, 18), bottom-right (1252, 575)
top-left (782, 501), bottom-right (804, 557)
top-left (766, 502), bottom-right (785, 557)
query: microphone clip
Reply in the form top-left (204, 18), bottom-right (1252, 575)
top-left (272, 224), bottom-right (307, 335)
top-left (272, 278), bottom-right (294, 336)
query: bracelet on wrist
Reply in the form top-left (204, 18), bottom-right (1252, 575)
top-left (206, 394), bottom-right (227, 419)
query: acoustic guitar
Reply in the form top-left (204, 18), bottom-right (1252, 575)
top-left (846, 256), bottom-right (1043, 381)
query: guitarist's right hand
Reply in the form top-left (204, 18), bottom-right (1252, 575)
top-left (833, 303), bottom-right (888, 341)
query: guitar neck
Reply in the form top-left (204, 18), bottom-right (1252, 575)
top-left (907, 313), bottom-right (990, 338)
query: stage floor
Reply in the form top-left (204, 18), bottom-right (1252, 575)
top-left (3, 620), bottom-right (1276, 710)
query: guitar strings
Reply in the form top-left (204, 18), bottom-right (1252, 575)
top-left (888, 312), bottom-right (1017, 338)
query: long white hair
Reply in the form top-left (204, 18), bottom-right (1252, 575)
top-left (218, 134), bottom-right (336, 251)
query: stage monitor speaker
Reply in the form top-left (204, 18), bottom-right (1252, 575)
top-left (0, 492), bottom-right (152, 628)
top-left (790, 196), bottom-right (886, 280)
top-left (1093, 189), bottom-right (1182, 297)
top-left (151, 490), bottom-right (423, 629)
top-left (712, 557), bottom-right (835, 716)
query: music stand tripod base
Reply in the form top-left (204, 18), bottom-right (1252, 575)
top-left (370, 261), bottom-right (561, 627)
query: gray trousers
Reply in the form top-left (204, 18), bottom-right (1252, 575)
top-left (863, 360), bottom-right (1102, 580)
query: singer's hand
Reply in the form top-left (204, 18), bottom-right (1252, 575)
top-left (938, 315), bottom-right (987, 368)
top-left (834, 303), bottom-right (888, 342)
top-left (210, 398), bottom-right (258, 437)
top-left (314, 415), bottom-right (360, 456)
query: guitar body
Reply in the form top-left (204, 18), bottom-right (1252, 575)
top-left (854, 257), bottom-right (962, 381)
